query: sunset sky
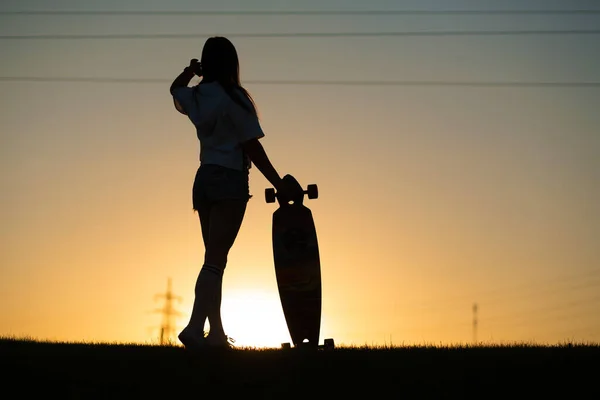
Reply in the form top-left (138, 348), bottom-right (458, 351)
top-left (1, 0), bottom-right (599, 348)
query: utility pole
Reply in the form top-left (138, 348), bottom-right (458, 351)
top-left (154, 277), bottom-right (183, 345)
top-left (472, 303), bottom-right (478, 345)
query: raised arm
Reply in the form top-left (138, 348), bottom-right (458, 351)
top-left (170, 59), bottom-right (201, 114)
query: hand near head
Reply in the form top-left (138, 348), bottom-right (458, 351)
top-left (189, 59), bottom-right (203, 76)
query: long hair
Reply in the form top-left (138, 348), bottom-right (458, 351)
top-left (200, 36), bottom-right (257, 116)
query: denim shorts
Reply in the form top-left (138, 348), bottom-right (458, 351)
top-left (192, 164), bottom-right (250, 210)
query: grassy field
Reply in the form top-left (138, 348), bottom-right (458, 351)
top-left (2, 338), bottom-right (599, 399)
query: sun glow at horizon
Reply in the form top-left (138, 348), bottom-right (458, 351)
top-left (218, 289), bottom-right (291, 348)
top-left (2, 1), bottom-right (599, 346)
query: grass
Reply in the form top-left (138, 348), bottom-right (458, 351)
top-left (3, 337), bottom-right (599, 398)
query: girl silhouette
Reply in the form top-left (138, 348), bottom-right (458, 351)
top-left (170, 36), bottom-right (300, 349)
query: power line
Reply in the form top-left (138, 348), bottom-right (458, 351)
top-left (1, 9), bottom-right (600, 16)
top-left (0, 76), bottom-right (167, 84)
top-left (555, 323), bottom-right (600, 340)
top-left (483, 296), bottom-right (600, 335)
top-left (1, 30), bottom-right (599, 40)
top-left (484, 292), bottom-right (600, 324)
top-left (468, 276), bottom-right (600, 312)
top-left (221, 80), bottom-right (600, 88)
top-left (1, 76), bottom-right (600, 87)
top-left (397, 268), bottom-right (600, 313)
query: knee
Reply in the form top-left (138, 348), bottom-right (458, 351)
top-left (203, 250), bottom-right (227, 270)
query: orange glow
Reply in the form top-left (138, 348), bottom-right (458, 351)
top-left (219, 289), bottom-right (291, 348)
top-left (2, 8), bottom-right (599, 347)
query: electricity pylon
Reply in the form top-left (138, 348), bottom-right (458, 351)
top-left (154, 277), bottom-right (183, 345)
top-left (473, 303), bottom-right (478, 345)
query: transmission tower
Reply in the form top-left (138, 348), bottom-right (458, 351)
top-left (153, 277), bottom-right (183, 345)
top-left (473, 303), bottom-right (478, 345)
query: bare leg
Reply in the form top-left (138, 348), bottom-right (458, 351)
top-left (204, 200), bottom-right (247, 340)
top-left (182, 201), bottom-right (212, 334)
top-left (182, 199), bottom-right (247, 343)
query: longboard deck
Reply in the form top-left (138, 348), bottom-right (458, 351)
top-left (272, 202), bottom-right (322, 348)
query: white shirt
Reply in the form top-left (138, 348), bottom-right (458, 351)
top-left (172, 82), bottom-right (265, 171)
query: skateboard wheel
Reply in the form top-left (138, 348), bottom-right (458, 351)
top-left (265, 188), bottom-right (276, 203)
top-left (324, 338), bottom-right (335, 349)
top-left (281, 342), bottom-right (291, 350)
top-left (307, 184), bottom-right (318, 199)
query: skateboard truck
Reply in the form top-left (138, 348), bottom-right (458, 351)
top-left (280, 338), bottom-right (335, 350)
top-left (265, 175), bottom-right (318, 205)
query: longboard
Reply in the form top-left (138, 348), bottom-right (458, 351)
top-left (266, 175), bottom-right (334, 350)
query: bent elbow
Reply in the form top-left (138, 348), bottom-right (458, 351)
top-left (173, 98), bottom-right (187, 115)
